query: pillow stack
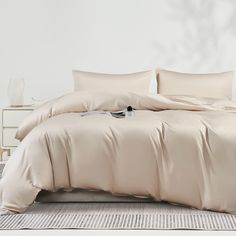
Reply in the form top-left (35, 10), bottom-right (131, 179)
top-left (72, 69), bottom-right (234, 100)
top-left (73, 70), bottom-right (156, 94)
top-left (157, 70), bottom-right (234, 100)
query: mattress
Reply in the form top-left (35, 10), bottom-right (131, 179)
top-left (36, 190), bottom-right (153, 203)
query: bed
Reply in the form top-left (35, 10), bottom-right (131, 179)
top-left (0, 69), bottom-right (236, 214)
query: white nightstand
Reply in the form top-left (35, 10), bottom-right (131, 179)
top-left (1, 106), bottom-right (36, 161)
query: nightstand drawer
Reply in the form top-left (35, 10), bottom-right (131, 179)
top-left (3, 110), bottom-right (32, 127)
top-left (2, 128), bottom-right (19, 147)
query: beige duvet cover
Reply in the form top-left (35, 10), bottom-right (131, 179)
top-left (1, 91), bottom-right (236, 214)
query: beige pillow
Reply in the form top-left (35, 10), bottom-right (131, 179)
top-left (73, 70), bottom-right (155, 94)
top-left (157, 70), bottom-right (234, 100)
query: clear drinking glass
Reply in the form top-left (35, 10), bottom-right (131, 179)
top-left (8, 78), bottom-right (25, 107)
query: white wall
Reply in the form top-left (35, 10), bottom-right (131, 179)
top-left (1, 0), bottom-right (236, 107)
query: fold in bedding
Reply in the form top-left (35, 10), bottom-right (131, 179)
top-left (1, 91), bottom-right (236, 214)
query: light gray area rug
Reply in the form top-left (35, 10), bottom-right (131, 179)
top-left (0, 202), bottom-right (236, 230)
top-left (0, 163), bottom-right (4, 178)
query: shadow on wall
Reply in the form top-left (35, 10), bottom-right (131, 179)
top-left (151, 0), bottom-right (236, 72)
